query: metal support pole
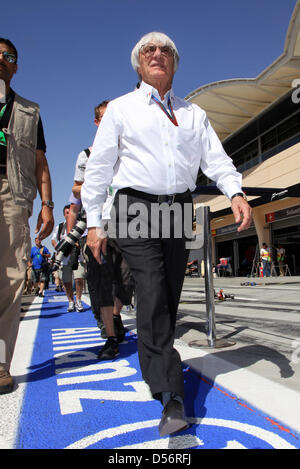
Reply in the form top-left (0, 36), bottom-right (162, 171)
top-left (203, 207), bottom-right (217, 345)
top-left (189, 206), bottom-right (235, 349)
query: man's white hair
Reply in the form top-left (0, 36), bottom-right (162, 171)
top-left (131, 31), bottom-right (179, 76)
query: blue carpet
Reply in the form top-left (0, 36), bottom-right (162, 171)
top-left (16, 288), bottom-right (300, 449)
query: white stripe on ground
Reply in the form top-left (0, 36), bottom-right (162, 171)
top-left (84, 292), bottom-right (300, 435)
top-left (174, 341), bottom-right (300, 434)
top-left (0, 297), bottom-right (42, 449)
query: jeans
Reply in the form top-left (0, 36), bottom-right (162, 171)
top-left (262, 259), bottom-right (271, 277)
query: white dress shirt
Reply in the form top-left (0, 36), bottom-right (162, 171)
top-left (81, 81), bottom-right (242, 228)
top-left (73, 150), bottom-right (115, 221)
top-left (74, 150), bottom-right (90, 182)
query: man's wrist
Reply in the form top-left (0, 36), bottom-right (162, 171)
top-left (231, 192), bottom-right (247, 202)
top-left (42, 200), bottom-right (54, 209)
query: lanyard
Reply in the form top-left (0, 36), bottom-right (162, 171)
top-left (151, 95), bottom-right (178, 127)
top-left (0, 104), bottom-right (7, 147)
top-left (0, 103), bottom-right (7, 120)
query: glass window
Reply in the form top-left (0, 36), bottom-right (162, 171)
top-left (261, 128), bottom-right (277, 153)
top-left (232, 140), bottom-right (258, 170)
top-left (277, 114), bottom-right (300, 144)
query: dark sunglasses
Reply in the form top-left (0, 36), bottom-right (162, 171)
top-left (141, 44), bottom-right (173, 58)
top-left (0, 50), bottom-right (17, 64)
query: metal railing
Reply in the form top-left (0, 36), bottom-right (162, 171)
top-left (189, 205), bottom-right (236, 349)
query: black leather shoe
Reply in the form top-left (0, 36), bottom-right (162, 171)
top-left (97, 337), bottom-right (119, 360)
top-left (158, 399), bottom-right (189, 437)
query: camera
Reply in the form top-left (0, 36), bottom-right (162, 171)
top-left (53, 213), bottom-right (87, 271)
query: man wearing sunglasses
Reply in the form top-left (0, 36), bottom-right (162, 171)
top-left (82, 31), bottom-right (252, 437)
top-left (0, 38), bottom-right (54, 394)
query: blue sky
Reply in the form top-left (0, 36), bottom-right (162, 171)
top-left (3, 0), bottom-right (298, 252)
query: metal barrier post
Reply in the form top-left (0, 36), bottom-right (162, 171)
top-left (189, 206), bottom-right (235, 349)
top-left (203, 206), bottom-right (217, 346)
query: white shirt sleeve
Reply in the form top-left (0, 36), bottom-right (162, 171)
top-left (102, 188), bottom-right (116, 221)
top-left (51, 225), bottom-right (59, 242)
top-left (74, 151), bottom-right (89, 182)
top-left (81, 103), bottom-right (120, 228)
top-left (199, 113), bottom-right (242, 200)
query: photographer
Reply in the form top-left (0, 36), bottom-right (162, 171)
top-left (68, 100), bottom-right (134, 360)
top-left (30, 238), bottom-right (51, 297)
top-left (51, 204), bottom-right (85, 312)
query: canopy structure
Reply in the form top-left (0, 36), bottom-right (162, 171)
top-left (185, 1), bottom-right (300, 143)
top-left (193, 183), bottom-right (300, 218)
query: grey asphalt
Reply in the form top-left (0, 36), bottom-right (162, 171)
top-left (166, 274), bottom-right (300, 433)
top-left (177, 275), bottom-right (300, 386)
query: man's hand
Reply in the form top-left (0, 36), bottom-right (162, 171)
top-left (231, 196), bottom-right (252, 232)
top-left (72, 181), bottom-right (83, 200)
top-left (35, 206), bottom-right (54, 241)
top-left (86, 227), bottom-right (108, 264)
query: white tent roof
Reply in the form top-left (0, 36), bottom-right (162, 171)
top-left (186, 1), bottom-right (300, 142)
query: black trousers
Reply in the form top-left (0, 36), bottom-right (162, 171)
top-left (83, 238), bottom-right (134, 319)
top-left (113, 189), bottom-right (192, 401)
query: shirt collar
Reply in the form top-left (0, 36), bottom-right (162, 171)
top-left (6, 88), bottom-right (15, 103)
top-left (0, 88), bottom-right (14, 108)
top-left (139, 81), bottom-right (175, 105)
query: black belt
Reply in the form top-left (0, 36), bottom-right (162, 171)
top-left (118, 187), bottom-right (191, 205)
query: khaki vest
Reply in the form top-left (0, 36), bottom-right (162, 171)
top-left (3, 93), bottom-right (40, 214)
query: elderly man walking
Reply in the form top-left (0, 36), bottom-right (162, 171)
top-left (82, 31), bottom-right (252, 437)
top-left (0, 38), bottom-right (54, 394)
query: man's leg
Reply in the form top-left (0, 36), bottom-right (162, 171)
top-left (84, 246), bottom-right (105, 329)
top-left (262, 260), bottom-right (267, 277)
top-left (116, 236), bottom-right (186, 399)
top-left (73, 262), bottom-right (85, 312)
top-left (75, 278), bottom-right (84, 300)
top-left (38, 281), bottom-right (45, 297)
top-left (58, 268), bottom-right (63, 291)
top-left (32, 269), bottom-right (40, 294)
top-left (97, 305), bottom-right (119, 360)
top-left (113, 298), bottom-right (126, 342)
top-left (108, 238), bottom-right (133, 342)
top-left (114, 298), bottom-right (123, 315)
top-left (0, 177), bottom-right (31, 393)
top-left (54, 272), bottom-right (60, 291)
top-left (62, 265), bottom-right (75, 311)
top-left (84, 244), bottom-right (119, 358)
top-left (75, 278), bottom-right (84, 311)
top-left (100, 307), bottom-right (115, 337)
top-left (63, 282), bottom-right (74, 301)
top-left (114, 191), bottom-right (192, 436)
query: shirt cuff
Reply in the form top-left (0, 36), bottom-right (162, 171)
top-left (86, 211), bottom-right (102, 229)
top-left (226, 185), bottom-right (243, 200)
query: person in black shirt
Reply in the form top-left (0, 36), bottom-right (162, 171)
top-left (0, 88), bottom-right (47, 174)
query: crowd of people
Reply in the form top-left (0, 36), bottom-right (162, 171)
top-left (0, 33), bottom-right (252, 437)
top-left (260, 242), bottom-right (287, 277)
